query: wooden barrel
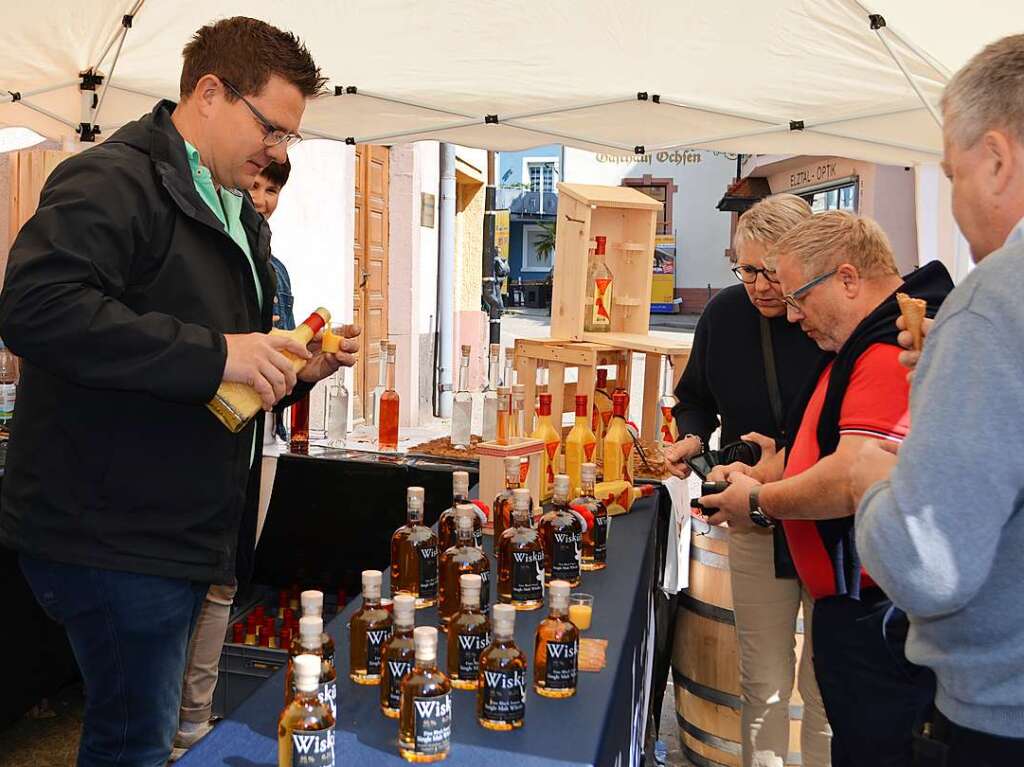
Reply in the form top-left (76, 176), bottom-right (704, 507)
top-left (672, 524), bottom-right (805, 767)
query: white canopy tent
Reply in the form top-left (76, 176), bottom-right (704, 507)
top-left (0, 1), bottom-right (1019, 164)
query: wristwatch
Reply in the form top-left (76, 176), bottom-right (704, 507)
top-left (748, 486), bottom-right (776, 529)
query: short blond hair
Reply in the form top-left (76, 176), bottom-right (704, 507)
top-left (942, 33), bottom-right (1024, 148)
top-left (733, 194), bottom-right (813, 252)
top-left (769, 211), bottom-right (898, 279)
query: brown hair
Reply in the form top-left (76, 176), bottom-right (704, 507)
top-left (180, 17), bottom-right (326, 100)
top-left (259, 157), bottom-right (292, 189)
top-left (942, 34), bottom-right (1024, 148)
top-left (733, 193), bottom-right (813, 253)
top-left (769, 210), bottom-right (898, 279)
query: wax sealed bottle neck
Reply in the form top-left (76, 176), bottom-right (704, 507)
top-left (597, 368), bottom-right (608, 389)
top-left (538, 393), bottom-right (552, 417)
top-left (574, 395), bottom-right (589, 419)
top-left (612, 392), bottom-right (627, 418)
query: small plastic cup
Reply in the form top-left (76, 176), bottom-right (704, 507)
top-left (569, 593), bottom-right (594, 631)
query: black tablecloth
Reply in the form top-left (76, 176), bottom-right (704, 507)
top-left (179, 492), bottom-right (662, 767)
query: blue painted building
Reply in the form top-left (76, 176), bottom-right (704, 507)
top-left (496, 145), bottom-right (561, 283)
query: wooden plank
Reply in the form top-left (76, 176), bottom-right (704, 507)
top-left (670, 353), bottom-right (690, 387)
top-left (550, 194), bottom-right (591, 340)
top-left (515, 337), bottom-right (600, 366)
top-left (518, 358), bottom-right (538, 435)
top-left (640, 353), bottom-right (662, 443)
top-left (578, 331), bottom-right (692, 356)
top-left (548, 362), bottom-right (566, 432)
top-left (556, 182), bottom-right (664, 211)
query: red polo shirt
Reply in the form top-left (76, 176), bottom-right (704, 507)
top-left (781, 343), bottom-right (910, 599)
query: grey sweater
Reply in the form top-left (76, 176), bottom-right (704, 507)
top-left (857, 238), bottom-right (1024, 738)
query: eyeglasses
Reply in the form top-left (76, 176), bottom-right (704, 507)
top-left (731, 264), bottom-right (779, 285)
top-left (220, 78), bottom-right (302, 149)
top-left (782, 268), bottom-right (838, 312)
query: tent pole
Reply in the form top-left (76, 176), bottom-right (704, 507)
top-left (0, 80), bottom-right (80, 102)
top-left (805, 127), bottom-right (942, 158)
top-left (349, 116), bottom-right (485, 145)
top-left (92, 26), bottom-right (130, 130)
top-left (92, 0), bottom-right (146, 71)
top-left (332, 88), bottom-right (476, 119)
top-left (806, 103), bottom-right (927, 129)
top-left (501, 121), bottom-right (637, 152)
top-left (872, 25), bottom-right (943, 128)
top-left (14, 100), bottom-right (79, 131)
top-left (848, 0), bottom-right (951, 80)
top-left (499, 97), bottom-right (638, 122)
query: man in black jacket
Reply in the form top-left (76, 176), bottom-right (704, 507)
top-left (0, 18), bottom-right (358, 766)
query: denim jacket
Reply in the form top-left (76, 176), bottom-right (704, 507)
top-left (269, 255), bottom-right (295, 331)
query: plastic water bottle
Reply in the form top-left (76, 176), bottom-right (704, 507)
top-left (0, 339), bottom-right (17, 427)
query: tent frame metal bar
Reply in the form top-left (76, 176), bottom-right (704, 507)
top-left (871, 24), bottom-right (943, 128)
top-left (0, 80), bottom-right (81, 103)
top-left (15, 99), bottom-right (79, 131)
top-left (92, 0), bottom-right (146, 73)
top-left (807, 126), bottom-right (941, 157)
top-left (498, 96), bottom-right (638, 122)
top-left (849, 0), bottom-right (952, 80)
top-left (329, 88), bottom-right (477, 119)
top-left (92, 21), bottom-right (132, 131)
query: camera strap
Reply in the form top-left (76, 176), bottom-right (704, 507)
top-left (760, 315), bottom-right (785, 439)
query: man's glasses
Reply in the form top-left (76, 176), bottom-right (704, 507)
top-left (782, 267), bottom-right (838, 311)
top-left (221, 78), bottom-right (302, 149)
top-left (731, 264), bottom-right (779, 285)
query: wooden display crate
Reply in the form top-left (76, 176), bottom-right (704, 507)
top-left (551, 182), bottom-right (663, 344)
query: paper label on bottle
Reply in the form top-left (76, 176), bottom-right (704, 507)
top-left (473, 528), bottom-right (484, 549)
top-left (511, 549), bottom-right (545, 602)
top-left (457, 631), bottom-right (491, 679)
top-left (385, 658), bottom-right (413, 709)
top-left (551, 528), bottom-right (582, 581)
top-left (318, 679), bottom-right (338, 719)
top-left (478, 568), bottom-right (491, 611)
top-left (583, 439), bottom-right (596, 462)
top-left (545, 640), bottom-right (579, 689)
top-left (365, 628), bottom-right (392, 675)
top-left (290, 726), bottom-right (335, 766)
top-left (593, 513), bottom-right (609, 561)
top-left (418, 545), bottom-right (438, 599)
top-left (544, 440), bottom-right (559, 486)
top-left (592, 279), bottom-right (612, 325)
top-left (0, 383), bottom-right (14, 420)
top-left (414, 693), bottom-right (452, 754)
top-left (482, 668), bottom-right (526, 722)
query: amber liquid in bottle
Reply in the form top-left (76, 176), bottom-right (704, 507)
top-left (278, 655), bottom-right (336, 767)
top-left (498, 490), bottom-right (545, 610)
top-left (572, 464), bottom-right (608, 572)
top-left (380, 594), bottom-right (417, 719)
top-left (437, 471), bottom-right (481, 553)
top-left (284, 616), bottom-right (338, 720)
top-left (349, 570), bottom-right (393, 685)
top-left (492, 456), bottom-right (525, 545)
top-left (447, 574), bottom-right (491, 690)
top-left (391, 487), bottom-right (439, 608)
top-left (294, 590), bottom-right (336, 669)
top-left (478, 603), bottom-right (527, 731)
top-left (439, 507), bottom-right (490, 630)
top-left (538, 475), bottom-right (582, 587)
top-left (533, 580), bottom-right (579, 699)
top-left (378, 343), bottom-right (399, 451)
top-left (495, 386), bottom-right (511, 446)
top-left (399, 627), bottom-right (452, 763)
top-left (289, 394), bottom-right (310, 454)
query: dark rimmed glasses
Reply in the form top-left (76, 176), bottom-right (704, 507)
top-left (221, 78), bottom-right (302, 149)
top-left (782, 268), bottom-right (838, 312)
top-left (731, 264), bottom-right (780, 285)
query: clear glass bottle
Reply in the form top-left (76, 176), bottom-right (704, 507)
top-left (564, 394), bottom-right (597, 497)
top-left (496, 386), bottom-right (511, 446)
top-left (378, 343), bottom-right (399, 451)
top-left (371, 338), bottom-right (388, 427)
top-left (439, 508), bottom-right (490, 630)
top-left (446, 573), bottom-right (491, 690)
top-left (603, 390), bottom-right (634, 484)
top-left (380, 594), bottom-right (417, 719)
top-left (538, 475), bottom-right (582, 587)
top-left (572, 463), bottom-right (608, 571)
top-left (509, 384), bottom-right (526, 439)
top-left (584, 235), bottom-right (613, 333)
top-left (391, 487), bottom-right (439, 608)
top-left (0, 339), bottom-right (17, 428)
top-left (437, 471), bottom-right (481, 552)
top-left (278, 654), bottom-right (336, 767)
top-left (658, 356), bottom-right (680, 448)
top-left (284, 616), bottom-right (338, 719)
top-left (399, 627), bottom-right (452, 763)
top-left (297, 590), bottom-right (336, 668)
top-left (533, 580), bottom-right (579, 698)
top-left (498, 489), bottom-right (545, 610)
top-left (482, 343), bottom-right (500, 442)
top-left (492, 456), bottom-right (524, 546)
top-left (325, 369), bottom-right (349, 446)
top-left (502, 346), bottom-right (515, 388)
top-left (478, 603), bottom-right (527, 731)
top-left (531, 392), bottom-right (561, 502)
top-left (349, 570), bottom-right (393, 685)
top-left (451, 344), bottom-right (473, 448)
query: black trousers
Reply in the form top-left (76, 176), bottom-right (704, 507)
top-left (812, 589), bottom-right (936, 767)
top-left (914, 710), bottom-right (1024, 767)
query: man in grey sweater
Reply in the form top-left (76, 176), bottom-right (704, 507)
top-left (851, 33), bottom-right (1024, 766)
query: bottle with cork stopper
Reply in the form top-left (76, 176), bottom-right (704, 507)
top-left (380, 593), bottom-right (417, 719)
top-left (278, 653), bottom-right (335, 767)
top-left (478, 603), bottom-right (527, 730)
top-left (498, 488), bottom-right (545, 610)
top-left (447, 573), bottom-right (491, 690)
top-left (284, 616), bottom-right (337, 719)
top-left (439, 507), bottom-right (490, 630)
top-left (533, 580), bottom-right (579, 698)
top-left (572, 462), bottom-right (608, 571)
top-left (437, 471), bottom-right (481, 552)
top-left (391, 486), bottom-right (439, 608)
top-left (349, 570), bottom-right (393, 685)
top-left (399, 626), bottom-right (452, 763)
top-left (538, 475), bottom-right (583, 587)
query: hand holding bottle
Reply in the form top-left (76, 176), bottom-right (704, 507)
top-left (297, 323), bottom-right (362, 383)
top-left (222, 332), bottom-right (310, 410)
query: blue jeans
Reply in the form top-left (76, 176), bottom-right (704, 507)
top-left (20, 555), bottom-right (208, 767)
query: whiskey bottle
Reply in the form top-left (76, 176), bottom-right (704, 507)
top-left (538, 475), bottom-right (582, 587)
top-left (399, 627), bottom-right (452, 763)
top-left (278, 654), bottom-right (335, 767)
top-left (531, 392), bottom-right (561, 502)
top-left (391, 486), bottom-right (439, 608)
top-left (509, 384), bottom-right (526, 438)
top-left (478, 603), bottom-right (527, 730)
top-left (289, 394), bottom-right (311, 454)
top-left (447, 573), bottom-right (491, 690)
top-left (380, 593), bottom-right (417, 719)
top-left (437, 471), bottom-right (480, 552)
top-left (378, 343), bottom-right (400, 451)
top-left (371, 338), bottom-right (388, 427)
top-left (285, 616), bottom-right (338, 719)
top-left (495, 386), bottom-right (511, 445)
top-left (593, 367), bottom-right (613, 462)
top-left (439, 507), bottom-right (490, 630)
top-left (498, 489), bottom-right (545, 610)
top-left (481, 343), bottom-right (500, 441)
top-left (603, 390), bottom-right (634, 484)
top-left (349, 570), bottom-right (393, 685)
top-left (533, 580), bottom-right (579, 699)
top-left (451, 344), bottom-right (473, 448)
top-left (583, 235), bottom-right (613, 333)
top-left (208, 307), bottom-right (330, 433)
top-left (572, 463), bottom-right (608, 571)
top-left (658, 356), bottom-right (679, 447)
top-left (564, 395), bottom-right (597, 497)
top-left (492, 456), bottom-right (525, 545)
top-left (298, 590), bottom-right (336, 668)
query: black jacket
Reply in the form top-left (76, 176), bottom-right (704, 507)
top-left (672, 284), bottom-right (823, 447)
top-left (0, 100), bottom-right (302, 585)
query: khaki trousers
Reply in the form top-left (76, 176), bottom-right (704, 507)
top-left (728, 527), bottom-right (832, 767)
top-left (179, 582), bottom-right (237, 724)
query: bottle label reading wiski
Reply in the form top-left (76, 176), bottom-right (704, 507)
top-left (418, 546), bottom-right (438, 599)
top-left (511, 550), bottom-right (545, 602)
top-left (385, 659), bottom-right (413, 709)
top-left (457, 632), bottom-right (491, 679)
top-left (365, 628), bottom-right (392, 675)
top-left (478, 569), bottom-right (491, 611)
top-left (482, 668), bottom-right (527, 722)
top-left (413, 693), bottom-right (452, 755)
top-left (551, 530), bottom-right (582, 580)
top-left (593, 515), bottom-right (608, 561)
top-left (289, 726), bottom-right (335, 767)
top-left (545, 640), bottom-right (579, 689)
top-left (318, 680), bottom-right (338, 719)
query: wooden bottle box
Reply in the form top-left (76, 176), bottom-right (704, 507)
top-left (551, 182), bottom-right (663, 345)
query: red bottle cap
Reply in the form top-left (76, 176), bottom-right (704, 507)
top-left (259, 631), bottom-right (271, 647)
top-left (232, 623), bottom-right (245, 644)
top-left (594, 235), bottom-right (607, 255)
top-left (278, 589), bottom-right (288, 607)
top-left (283, 608), bottom-right (295, 627)
top-left (538, 392), bottom-right (552, 416)
top-left (246, 614), bottom-right (258, 631)
top-left (263, 616), bottom-right (276, 635)
top-left (253, 605), bottom-right (265, 622)
top-left (612, 390), bottom-right (628, 416)
top-left (279, 626), bottom-right (292, 648)
top-left (575, 394), bottom-right (589, 417)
